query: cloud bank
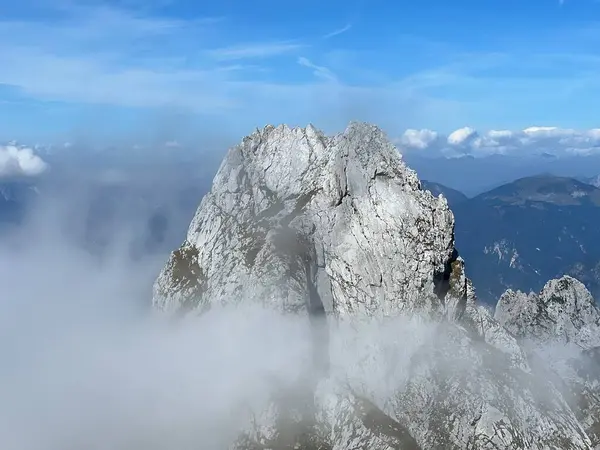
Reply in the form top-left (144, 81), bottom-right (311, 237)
top-left (0, 165), bottom-right (594, 449)
top-left (0, 187), bottom-right (441, 450)
top-left (0, 144), bottom-right (48, 177)
top-left (397, 126), bottom-right (600, 158)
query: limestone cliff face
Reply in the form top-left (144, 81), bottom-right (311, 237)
top-left (153, 122), bottom-right (465, 319)
top-left (152, 123), bottom-right (598, 450)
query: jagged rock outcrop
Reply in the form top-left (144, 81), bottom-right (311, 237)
top-left (153, 123), bottom-right (599, 449)
top-left (496, 276), bottom-right (600, 447)
top-left (154, 122), bottom-right (466, 319)
top-left (496, 276), bottom-right (600, 349)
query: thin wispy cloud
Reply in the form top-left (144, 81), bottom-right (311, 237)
top-left (323, 23), bottom-right (352, 39)
top-left (207, 42), bottom-right (304, 61)
top-left (0, 46), bottom-right (238, 111)
top-left (297, 56), bottom-right (338, 82)
top-left (1, 0), bottom-right (600, 139)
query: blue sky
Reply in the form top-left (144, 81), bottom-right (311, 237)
top-left (0, 0), bottom-right (599, 144)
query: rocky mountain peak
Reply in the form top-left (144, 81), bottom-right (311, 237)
top-left (495, 277), bottom-right (600, 447)
top-left (153, 121), bottom-right (466, 319)
top-left (495, 275), bottom-right (600, 348)
top-left (152, 123), bottom-right (600, 449)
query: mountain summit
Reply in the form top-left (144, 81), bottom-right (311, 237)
top-left (153, 123), bottom-right (599, 449)
top-left (154, 122), bottom-right (466, 319)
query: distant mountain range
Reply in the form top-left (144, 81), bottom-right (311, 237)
top-left (420, 180), bottom-right (468, 209)
top-left (405, 153), bottom-right (600, 197)
top-left (580, 174), bottom-right (600, 188)
top-left (423, 175), bottom-right (600, 303)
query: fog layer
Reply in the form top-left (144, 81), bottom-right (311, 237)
top-left (0, 182), bottom-right (593, 450)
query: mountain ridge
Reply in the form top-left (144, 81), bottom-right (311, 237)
top-left (495, 275), bottom-right (600, 447)
top-left (472, 174), bottom-right (600, 207)
top-left (420, 180), bottom-right (468, 208)
top-left (152, 122), bottom-right (600, 449)
top-left (446, 174), bottom-right (600, 302)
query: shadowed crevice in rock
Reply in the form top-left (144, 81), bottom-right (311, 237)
top-left (304, 257), bottom-right (329, 378)
top-left (274, 227), bottom-right (330, 378)
top-left (433, 247), bottom-right (460, 302)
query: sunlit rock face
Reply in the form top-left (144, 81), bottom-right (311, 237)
top-left (153, 122), bottom-right (467, 319)
top-left (153, 123), bottom-right (599, 450)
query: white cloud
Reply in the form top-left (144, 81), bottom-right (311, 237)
top-left (522, 126), bottom-right (576, 138)
top-left (397, 126), bottom-right (600, 158)
top-left (0, 145), bottom-right (48, 177)
top-left (398, 129), bottom-right (438, 149)
top-left (589, 129), bottom-right (600, 140)
top-left (447, 127), bottom-right (477, 145)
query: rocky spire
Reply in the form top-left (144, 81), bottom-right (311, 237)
top-left (153, 122), bottom-right (467, 320)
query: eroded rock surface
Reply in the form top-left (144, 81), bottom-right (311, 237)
top-left (153, 123), bottom-right (599, 449)
top-left (154, 122), bottom-right (465, 319)
top-left (496, 276), bottom-right (600, 448)
top-left (496, 276), bottom-right (600, 348)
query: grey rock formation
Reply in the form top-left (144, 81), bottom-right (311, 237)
top-left (496, 276), bottom-right (600, 349)
top-left (495, 276), bottom-right (600, 447)
top-left (153, 123), bottom-right (599, 449)
top-left (154, 122), bottom-right (464, 320)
